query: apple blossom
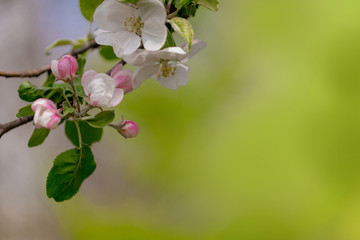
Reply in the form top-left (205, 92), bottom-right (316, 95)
top-left (50, 54), bottom-right (78, 81)
top-left (110, 63), bottom-right (134, 94)
top-left (119, 120), bottom-right (139, 138)
top-left (81, 70), bottom-right (124, 108)
top-left (31, 99), bottom-right (61, 129)
top-left (123, 40), bottom-right (206, 90)
top-left (93, 0), bottom-right (167, 57)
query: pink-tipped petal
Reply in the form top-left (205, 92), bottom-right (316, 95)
top-left (109, 88), bottom-right (124, 107)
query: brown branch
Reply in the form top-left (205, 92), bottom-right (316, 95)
top-left (0, 116), bottom-right (34, 139)
top-left (106, 59), bottom-right (126, 75)
top-left (0, 40), bottom-right (99, 79)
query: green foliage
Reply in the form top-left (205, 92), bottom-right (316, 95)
top-left (65, 120), bottom-right (103, 148)
top-left (196, 0), bottom-right (218, 11)
top-left (86, 111), bottom-right (115, 128)
top-left (169, 17), bottom-right (194, 51)
top-left (162, 29), bottom-right (177, 49)
top-left (119, 0), bottom-right (139, 4)
top-left (45, 39), bottom-right (75, 55)
top-left (46, 146), bottom-right (96, 202)
top-left (28, 128), bottom-right (50, 148)
top-left (18, 81), bottom-right (64, 103)
top-left (175, 0), bottom-right (191, 9)
top-left (42, 73), bottom-right (56, 87)
top-left (99, 46), bottom-right (119, 61)
top-left (16, 104), bottom-right (33, 118)
top-left (79, 0), bottom-right (104, 21)
top-left (62, 101), bottom-right (75, 115)
top-left (74, 56), bottom-right (87, 98)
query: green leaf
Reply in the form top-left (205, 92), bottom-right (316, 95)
top-left (65, 120), bottom-right (103, 148)
top-left (196, 0), bottom-right (218, 11)
top-left (16, 104), bottom-right (34, 118)
top-left (73, 56), bottom-right (86, 98)
top-left (79, 0), bottom-right (104, 21)
top-left (46, 146), bottom-right (96, 202)
top-left (86, 111), bottom-right (115, 128)
top-left (119, 0), bottom-right (139, 4)
top-left (18, 81), bottom-right (46, 102)
top-left (62, 101), bottom-right (75, 115)
top-left (175, 0), bottom-right (191, 9)
top-left (45, 39), bottom-right (75, 55)
top-left (162, 28), bottom-right (176, 49)
top-left (169, 17), bottom-right (194, 51)
top-left (99, 46), bottom-right (119, 61)
top-left (28, 128), bottom-right (50, 148)
top-left (42, 73), bottom-right (56, 87)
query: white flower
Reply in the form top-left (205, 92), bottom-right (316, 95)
top-left (31, 99), bottom-right (61, 129)
top-left (94, 0), bottom-right (167, 57)
top-left (123, 40), bottom-right (207, 90)
top-left (82, 70), bottom-right (124, 108)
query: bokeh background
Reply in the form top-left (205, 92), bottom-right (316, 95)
top-left (1, 0), bottom-right (360, 239)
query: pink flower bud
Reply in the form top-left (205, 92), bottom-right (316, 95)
top-left (119, 120), bottom-right (139, 138)
top-left (51, 54), bottom-right (78, 81)
top-left (110, 63), bottom-right (134, 94)
top-left (31, 99), bottom-right (61, 129)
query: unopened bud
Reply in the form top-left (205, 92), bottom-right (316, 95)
top-left (51, 54), bottom-right (78, 81)
top-left (119, 120), bottom-right (139, 138)
top-left (110, 63), bottom-right (134, 94)
top-left (31, 98), bottom-right (61, 129)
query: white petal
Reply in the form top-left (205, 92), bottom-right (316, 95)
top-left (95, 30), bottom-right (141, 57)
top-left (109, 88), bottom-right (124, 107)
top-left (123, 47), bottom-right (187, 66)
top-left (81, 70), bottom-right (98, 96)
top-left (156, 63), bottom-right (189, 90)
top-left (182, 39), bottom-right (207, 62)
top-left (133, 64), bottom-right (160, 89)
top-left (138, 0), bottom-right (166, 50)
top-left (94, 0), bottom-right (137, 32)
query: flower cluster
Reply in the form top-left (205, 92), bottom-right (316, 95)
top-left (19, 0), bottom-right (216, 202)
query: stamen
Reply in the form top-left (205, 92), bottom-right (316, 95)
top-left (159, 61), bottom-right (177, 78)
top-left (124, 16), bottom-right (144, 35)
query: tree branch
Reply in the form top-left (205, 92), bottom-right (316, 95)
top-left (0, 116), bottom-right (34, 139)
top-left (0, 40), bottom-right (99, 79)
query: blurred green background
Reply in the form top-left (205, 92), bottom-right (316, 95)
top-left (34, 0), bottom-right (360, 239)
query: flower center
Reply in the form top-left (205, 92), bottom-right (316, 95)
top-left (157, 61), bottom-right (177, 78)
top-left (124, 16), bottom-right (144, 35)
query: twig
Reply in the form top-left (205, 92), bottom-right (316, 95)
top-left (166, 0), bottom-right (172, 14)
top-left (0, 116), bottom-right (34, 139)
top-left (0, 40), bottom-right (99, 79)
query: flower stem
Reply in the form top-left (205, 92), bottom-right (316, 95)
top-left (69, 79), bottom-right (81, 114)
top-left (73, 120), bottom-right (82, 149)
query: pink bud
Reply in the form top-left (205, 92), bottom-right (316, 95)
top-left (31, 99), bottom-right (61, 129)
top-left (110, 64), bottom-right (134, 94)
top-left (51, 54), bottom-right (78, 81)
top-left (119, 120), bottom-right (139, 138)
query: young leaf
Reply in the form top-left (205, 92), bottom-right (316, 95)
top-left (73, 56), bottom-right (86, 98)
top-left (16, 104), bottom-right (34, 118)
top-left (28, 128), bottom-right (50, 148)
top-left (119, 0), bottom-right (139, 4)
top-left (162, 28), bottom-right (176, 49)
top-left (42, 73), bottom-right (56, 87)
top-left (65, 120), bottom-right (103, 148)
top-left (175, 0), bottom-right (191, 9)
top-left (196, 0), bottom-right (219, 11)
top-left (79, 0), bottom-right (104, 21)
top-left (62, 101), bottom-right (75, 115)
top-left (18, 81), bottom-right (46, 102)
top-left (45, 39), bottom-right (75, 55)
top-left (86, 111), bottom-right (115, 128)
top-left (99, 46), bottom-right (119, 61)
top-left (46, 146), bottom-right (96, 202)
top-left (169, 17), bottom-right (194, 51)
